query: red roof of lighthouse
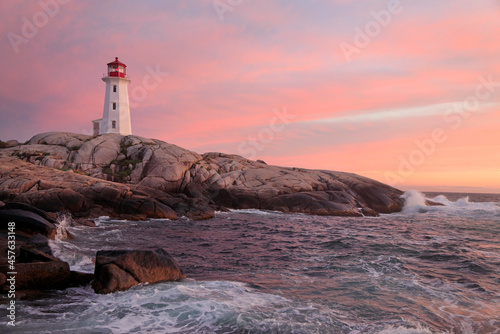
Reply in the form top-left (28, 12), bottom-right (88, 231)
top-left (107, 57), bottom-right (127, 68)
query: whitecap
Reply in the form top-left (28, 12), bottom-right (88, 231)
top-left (376, 324), bottom-right (435, 334)
top-left (401, 190), bottom-right (500, 215)
top-left (401, 190), bottom-right (433, 213)
top-left (49, 239), bottom-right (95, 273)
top-left (229, 208), bottom-right (284, 215)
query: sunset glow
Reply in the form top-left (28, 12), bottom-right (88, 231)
top-left (1, 0), bottom-right (499, 192)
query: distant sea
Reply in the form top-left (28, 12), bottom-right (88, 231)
top-left (7, 191), bottom-right (500, 333)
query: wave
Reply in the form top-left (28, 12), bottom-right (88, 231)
top-left (11, 281), bottom-right (310, 333)
top-left (49, 239), bottom-right (95, 273)
top-left (401, 190), bottom-right (500, 214)
top-left (12, 280), bottom-right (437, 334)
top-left (229, 208), bottom-right (284, 215)
top-left (377, 325), bottom-right (434, 334)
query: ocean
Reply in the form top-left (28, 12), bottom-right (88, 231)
top-left (6, 191), bottom-right (500, 333)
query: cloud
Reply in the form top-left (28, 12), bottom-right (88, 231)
top-left (304, 101), bottom-right (499, 126)
top-left (0, 0), bottom-right (498, 190)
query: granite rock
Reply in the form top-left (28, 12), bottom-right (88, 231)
top-left (0, 132), bottom-right (405, 218)
top-left (92, 249), bottom-right (186, 294)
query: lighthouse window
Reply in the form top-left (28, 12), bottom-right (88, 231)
top-left (112, 102), bottom-right (116, 110)
top-left (112, 121), bottom-right (116, 129)
top-left (113, 85), bottom-right (117, 93)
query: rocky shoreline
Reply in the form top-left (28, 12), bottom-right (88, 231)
top-left (0, 131), bottom-right (406, 297)
top-left (0, 203), bottom-right (183, 297)
top-left (0, 132), bottom-right (404, 220)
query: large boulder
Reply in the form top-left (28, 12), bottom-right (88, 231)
top-left (92, 249), bottom-right (186, 294)
top-left (0, 232), bottom-right (92, 293)
top-left (132, 140), bottom-right (202, 193)
top-left (0, 261), bottom-right (71, 290)
top-left (28, 132), bottom-right (91, 147)
top-left (72, 134), bottom-right (122, 170)
top-left (0, 209), bottom-right (56, 239)
top-left (199, 154), bottom-right (404, 215)
top-left (19, 234), bottom-right (57, 262)
top-left (0, 272), bottom-right (6, 288)
top-left (1, 202), bottom-right (58, 225)
top-left (268, 191), bottom-right (364, 216)
top-left (0, 203), bottom-right (94, 294)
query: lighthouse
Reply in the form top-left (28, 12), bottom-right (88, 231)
top-left (93, 57), bottom-right (132, 136)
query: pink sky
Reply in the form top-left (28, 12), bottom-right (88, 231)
top-left (1, 0), bottom-right (499, 193)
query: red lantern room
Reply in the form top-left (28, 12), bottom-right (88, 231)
top-left (107, 57), bottom-right (127, 78)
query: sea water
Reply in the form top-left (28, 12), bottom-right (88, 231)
top-left (5, 191), bottom-right (500, 333)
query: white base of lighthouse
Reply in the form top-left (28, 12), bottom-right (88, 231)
top-left (99, 76), bottom-right (132, 135)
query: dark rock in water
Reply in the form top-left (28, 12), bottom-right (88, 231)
top-left (185, 198), bottom-right (215, 220)
top-left (70, 271), bottom-right (95, 287)
top-left (0, 272), bottom-right (6, 289)
top-left (1, 202), bottom-right (58, 226)
top-left (94, 262), bottom-right (138, 294)
top-left (19, 234), bottom-right (57, 262)
top-left (0, 261), bottom-right (71, 290)
top-left (268, 191), bottom-right (363, 216)
top-left (361, 207), bottom-right (379, 217)
top-left (348, 183), bottom-right (402, 214)
top-left (0, 209), bottom-right (56, 239)
top-left (74, 217), bottom-right (97, 227)
top-left (92, 249), bottom-right (186, 294)
top-left (23, 234), bottom-right (54, 253)
top-left (0, 205), bottom-right (93, 295)
top-left (425, 199), bottom-right (445, 207)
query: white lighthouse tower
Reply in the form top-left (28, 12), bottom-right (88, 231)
top-left (93, 57), bottom-right (132, 135)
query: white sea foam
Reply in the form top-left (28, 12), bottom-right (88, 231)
top-left (13, 281), bottom-right (303, 334)
top-left (55, 212), bottom-right (74, 240)
top-left (49, 239), bottom-right (95, 273)
top-left (93, 215), bottom-right (110, 226)
top-left (229, 208), bottom-right (283, 215)
top-left (14, 194), bottom-right (497, 333)
top-left (431, 194), bottom-right (499, 212)
top-left (401, 190), bottom-right (431, 213)
top-left (376, 325), bottom-right (434, 334)
top-left (401, 190), bottom-right (499, 214)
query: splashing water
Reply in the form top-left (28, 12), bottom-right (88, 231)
top-left (15, 192), bottom-right (500, 333)
top-left (50, 213), bottom-right (95, 272)
top-left (55, 212), bottom-right (74, 240)
top-left (401, 190), bottom-right (499, 215)
top-left (401, 190), bottom-right (428, 212)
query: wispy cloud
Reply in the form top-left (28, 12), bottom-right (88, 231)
top-left (303, 101), bottom-right (499, 126)
top-left (0, 0), bottom-right (499, 191)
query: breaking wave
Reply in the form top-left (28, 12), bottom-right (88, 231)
top-left (401, 190), bottom-right (500, 214)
